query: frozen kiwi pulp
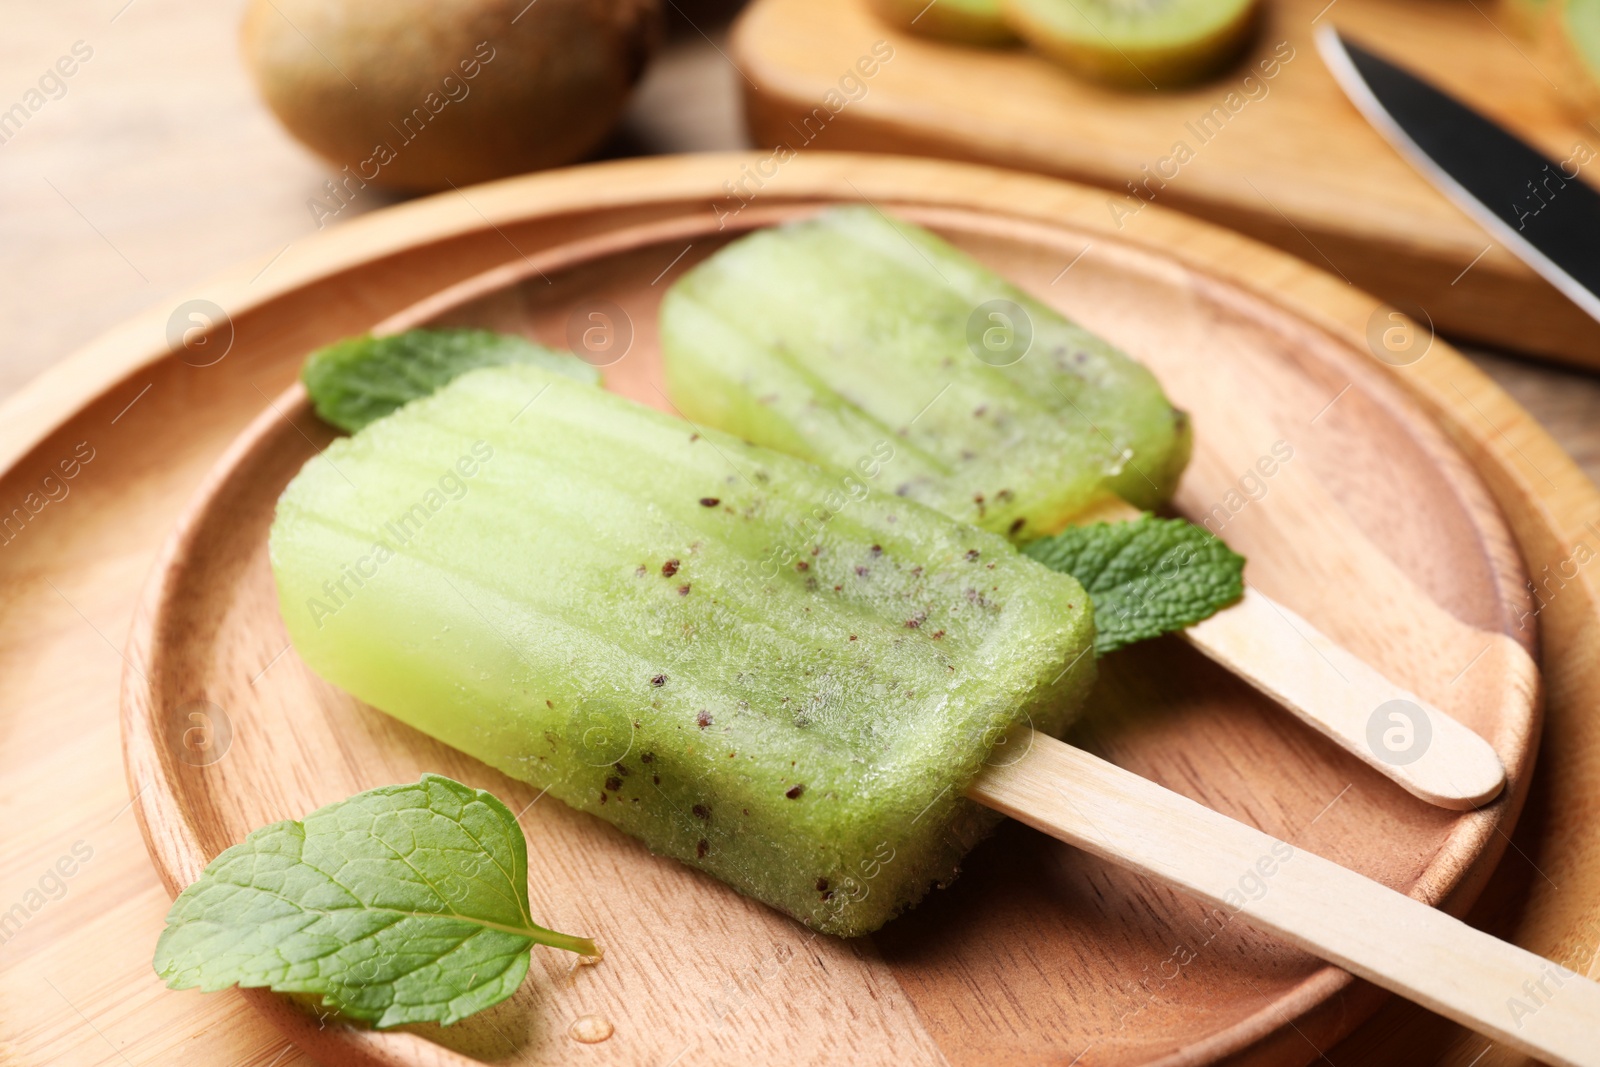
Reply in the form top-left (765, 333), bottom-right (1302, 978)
top-left (1003, 0), bottom-right (1260, 88)
top-left (659, 207), bottom-right (1191, 542)
top-left (270, 364), bottom-right (1097, 936)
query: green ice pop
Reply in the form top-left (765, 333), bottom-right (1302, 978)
top-left (659, 207), bottom-right (1191, 542)
top-left (270, 364), bottom-right (1096, 936)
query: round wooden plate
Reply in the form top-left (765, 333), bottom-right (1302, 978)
top-left (118, 183), bottom-right (1545, 1067)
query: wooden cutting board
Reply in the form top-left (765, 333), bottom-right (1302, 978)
top-left (2, 154), bottom-right (1598, 1067)
top-left (732, 0), bottom-right (1600, 369)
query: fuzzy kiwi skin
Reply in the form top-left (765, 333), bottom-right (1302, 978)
top-left (1002, 0), bottom-right (1261, 89)
top-left (241, 0), bottom-right (661, 191)
top-left (866, 0), bottom-right (1018, 45)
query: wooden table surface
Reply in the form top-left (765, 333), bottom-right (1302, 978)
top-left (2, 3), bottom-right (1598, 1066)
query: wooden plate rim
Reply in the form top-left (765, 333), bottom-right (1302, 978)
top-left (117, 180), bottom-right (1544, 1067)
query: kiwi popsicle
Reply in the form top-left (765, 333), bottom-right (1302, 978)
top-left (659, 208), bottom-right (1511, 812)
top-left (270, 364), bottom-right (1097, 936)
top-left (659, 206), bottom-right (1192, 543)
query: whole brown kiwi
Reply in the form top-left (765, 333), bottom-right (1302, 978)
top-left (241, 0), bottom-right (662, 191)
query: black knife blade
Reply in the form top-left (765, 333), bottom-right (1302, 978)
top-left (1317, 26), bottom-right (1600, 327)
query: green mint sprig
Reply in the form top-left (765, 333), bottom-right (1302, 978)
top-left (303, 328), bottom-right (600, 433)
top-left (1025, 512), bottom-right (1245, 655)
top-left (153, 774), bottom-right (596, 1028)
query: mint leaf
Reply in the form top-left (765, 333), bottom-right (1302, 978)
top-left (303, 329), bottom-right (601, 432)
top-left (153, 774), bottom-right (596, 1028)
top-left (1025, 513), bottom-right (1244, 655)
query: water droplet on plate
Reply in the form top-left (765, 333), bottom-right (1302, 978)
top-left (568, 1014), bottom-right (613, 1043)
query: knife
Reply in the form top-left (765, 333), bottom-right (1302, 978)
top-left (1316, 26), bottom-right (1600, 327)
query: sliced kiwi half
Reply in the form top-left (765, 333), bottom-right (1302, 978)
top-left (1500, 0), bottom-right (1552, 40)
top-left (866, 0), bottom-right (1017, 45)
top-left (1003, 0), bottom-right (1261, 88)
top-left (1549, 0), bottom-right (1600, 122)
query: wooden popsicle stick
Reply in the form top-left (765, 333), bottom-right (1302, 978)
top-left (1069, 498), bottom-right (1506, 809)
top-left (969, 730), bottom-right (1599, 1067)
top-left (1185, 586), bottom-right (1505, 809)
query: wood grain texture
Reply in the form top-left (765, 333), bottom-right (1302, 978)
top-left (1184, 588), bottom-right (1508, 809)
top-left (1083, 498), bottom-right (1509, 809)
top-left (0, 0), bottom-right (745, 407)
top-left (731, 0), bottom-right (1600, 369)
top-left (125, 190), bottom-right (1537, 1066)
top-left (0, 153), bottom-right (1592, 1067)
top-left (0, 0), bottom-right (391, 406)
top-left (969, 731), bottom-right (1600, 1067)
